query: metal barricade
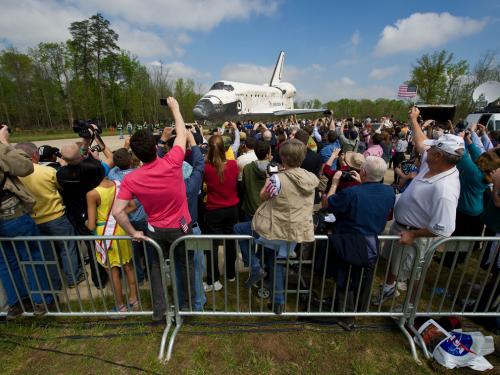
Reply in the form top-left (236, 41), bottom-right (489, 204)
top-left (409, 236), bottom-right (500, 360)
top-left (0, 235), bottom-right (172, 360)
top-left (165, 234), bottom-right (425, 362)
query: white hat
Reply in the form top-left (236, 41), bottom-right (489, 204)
top-left (423, 134), bottom-right (464, 156)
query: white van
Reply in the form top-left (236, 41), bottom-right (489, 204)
top-left (465, 112), bottom-right (500, 132)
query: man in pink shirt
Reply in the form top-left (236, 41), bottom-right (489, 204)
top-left (112, 97), bottom-right (194, 320)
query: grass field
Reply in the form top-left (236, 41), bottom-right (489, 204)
top-left (1, 315), bottom-right (498, 375)
top-left (9, 129), bottom-right (119, 143)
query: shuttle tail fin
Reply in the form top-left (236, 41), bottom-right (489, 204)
top-left (270, 51), bottom-right (285, 86)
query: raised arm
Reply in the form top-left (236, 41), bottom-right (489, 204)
top-left (168, 97), bottom-right (187, 151)
top-left (408, 106), bottom-right (428, 155)
top-left (0, 126), bottom-right (34, 177)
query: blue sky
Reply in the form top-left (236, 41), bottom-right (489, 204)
top-left (1, 0), bottom-right (499, 101)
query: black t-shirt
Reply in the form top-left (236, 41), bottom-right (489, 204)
top-left (57, 157), bottom-right (104, 230)
top-left (301, 149), bottom-right (322, 176)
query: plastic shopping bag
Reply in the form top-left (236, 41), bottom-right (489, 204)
top-left (415, 319), bottom-right (494, 371)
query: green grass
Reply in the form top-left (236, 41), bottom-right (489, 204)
top-left (9, 129), bottom-right (117, 143)
top-left (1, 316), bottom-right (498, 374)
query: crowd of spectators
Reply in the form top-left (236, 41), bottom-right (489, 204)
top-left (1, 101), bottom-right (499, 320)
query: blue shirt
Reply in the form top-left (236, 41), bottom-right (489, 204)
top-left (108, 167), bottom-right (147, 222)
top-left (319, 141), bottom-right (341, 167)
top-left (100, 161), bottom-right (110, 177)
top-left (456, 143), bottom-right (489, 216)
top-left (184, 146), bottom-right (205, 223)
top-left (328, 182), bottom-right (395, 235)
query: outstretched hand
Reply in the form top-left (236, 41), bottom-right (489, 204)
top-left (167, 97), bottom-right (180, 113)
top-left (408, 106), bottom-right (420, 121)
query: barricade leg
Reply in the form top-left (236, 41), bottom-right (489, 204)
top-left (158, 315), bottom-right (173, 361)
top-left (397, 317), bottom-right (421, 364)
top-left (166, 317), bottom-right (183, 362)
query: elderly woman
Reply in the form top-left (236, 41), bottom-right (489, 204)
top-left (234, 139), bottom-right (319, 314)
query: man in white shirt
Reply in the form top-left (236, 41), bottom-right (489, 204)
top-left (236, 136), bottom-right (257, 182)
top-left (378, 106), bottom-right (464, 301)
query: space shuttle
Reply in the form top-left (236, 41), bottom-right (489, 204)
top-left (193, 51), bottom-right (325, 121)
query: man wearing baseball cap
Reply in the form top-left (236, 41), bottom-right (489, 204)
top-left (378, 106), bottom-right (464, 302)
top-left (38, 145), bottom-right (61, 170)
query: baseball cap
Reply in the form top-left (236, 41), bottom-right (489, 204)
top-left (38, 145), bottom-right (61, 161)
top-left (344, 151), bottom-right (365, 170)
top-left (222, 135), bottom-right (232, 149)
top-left (423, 134), bottom-right (464, 156)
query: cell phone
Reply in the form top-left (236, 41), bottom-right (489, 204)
top-left (159, 98), bottom-right (168, 106)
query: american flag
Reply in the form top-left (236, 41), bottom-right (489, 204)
top-left (180, 216), bottom-right (189, 233)
top-left (398, 84), bottom-right (417, 98)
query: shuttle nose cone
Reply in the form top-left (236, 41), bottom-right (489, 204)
top-left (193, 99), bottom-right (214, 120)
top-left (193, 105), bottom-right (206, 119)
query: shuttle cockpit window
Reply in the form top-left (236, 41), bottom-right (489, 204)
top-left (210, 82), bottom-right (224, 90)
top-left (210, 82), bottom-right (234, 91)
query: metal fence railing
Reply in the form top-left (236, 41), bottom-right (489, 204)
top-left (409, 236), bottom-right (499, 360)
top-left (165, 234), bottom-right (424, 362)
top-left (0, 235), bottom-right (172, 360)
top-left (1, 234), bottom-right (498, 364)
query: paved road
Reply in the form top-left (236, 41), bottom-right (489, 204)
top-left (29, 134), bottom-right (131, 151)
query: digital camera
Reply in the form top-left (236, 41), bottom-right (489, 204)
top-left (73, 119), bottom-right (101, 139)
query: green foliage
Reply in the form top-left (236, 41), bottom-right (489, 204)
top-left (323, 98), bottom-right (409, 120)
top-left (0, 13), bottom-right (202, 129)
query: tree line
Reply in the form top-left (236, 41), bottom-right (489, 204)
top-left (0, 13), bottom-right (201, 130)
top-left (0, 13), bottom-right (498, 130)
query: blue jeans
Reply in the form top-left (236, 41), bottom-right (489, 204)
top-left (175, 225), bottom-right (206, 311)
top-left (234, 221), bottom-right (296, 305)
top-left (37, 214), bottom-right (82, 285)
top-left (130, 219), bottom-right (154, 283)
top-left (0, 214), bottom-right (54, 306)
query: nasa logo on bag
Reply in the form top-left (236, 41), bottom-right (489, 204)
top-left (440, 332), bottom-right (473, 357)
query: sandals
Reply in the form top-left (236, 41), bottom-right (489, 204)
top-left (128, 299), bottom-right (140, 311)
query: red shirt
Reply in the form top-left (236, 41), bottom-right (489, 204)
top-left (204, 160), bottom-right (239, 210)
top-left (118, 146), bottom-right (191, 228)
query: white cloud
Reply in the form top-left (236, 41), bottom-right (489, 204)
top-left (114, 22), bottom-right (173, 58)
top-left (0, 0), bottom-right (83, 49)
top-left (350, 30), bottom-right (361, 46)
top-left (369, 65), bottom-right (399, 80)
top-left (340, 76), bottom-right (356, 86)
top-left (220, 62), bottom-right (325, 84)
top-left (77, 0), bottom-right (279, 31)
top-left (0, 0), bottom-right (280, 60)
top-left (374, 12), bottom-right (488, 56)
top-left (150, 61), bottom-right (211, 80)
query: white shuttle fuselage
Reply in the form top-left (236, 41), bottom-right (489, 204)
top-left (193, 52), bottom-right (324, 121)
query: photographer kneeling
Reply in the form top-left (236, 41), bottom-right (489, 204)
top-left (234, 139), bottom-right (319, 314)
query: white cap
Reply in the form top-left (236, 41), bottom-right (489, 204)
top-left (423, 134), bottom-right (464, 156)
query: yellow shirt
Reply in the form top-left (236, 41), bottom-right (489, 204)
top-left (19, 164), bottom-right (65, 224)
top-left (225, 147), bottom-right (235, 160)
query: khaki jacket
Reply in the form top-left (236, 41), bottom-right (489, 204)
top-left (0, 144), bottom-right (35, 218)
top-left (252, 168), bottom-right (319, 243)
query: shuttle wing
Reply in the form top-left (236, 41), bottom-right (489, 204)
top-left (273, 108), bottom-right (327, 116)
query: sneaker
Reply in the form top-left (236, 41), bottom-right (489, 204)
top-left (6, 303), bottom-right (23, 321)
top-left (397, 281), bottom-right (407, 292)
top-left (373, 283), bottom-right (400, 306)
top-left (227, 277), bottom-right (236, 282)
top-left (33, 303), bottom-right (49, 317)
top-left (244, 269), bottom-right (267, 289)
top-left (67, 272), bottom-right (86, 289)
top-left (267, 302), bottom-right (284, 315)
top-left (204, 280), bottom-right (223, 292)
